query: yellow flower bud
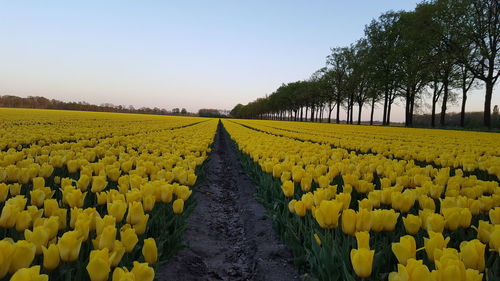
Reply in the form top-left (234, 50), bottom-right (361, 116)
top-left (391, 235), bottom-right (416, 265)
top-left (10, 265), bottom-right (48, 281)
top-left (58, 230), bottom-right (83, 262)
top-left (350, 248), bottom-right (374, 278)
top-left (131, 261), bottom-right (154, 281)
top-left (121, 228), bottom-right (139, 253)
top-left (173, 198), bottom-right (184, 214)
top-left (341, 209), bottom-right (356, 236)
top-left (9, 240), bottom-right (36, 274)
top-left (87, 249), bottom-right (111, 281)
top-left (314, 200), bottom-right (342, 229)
top-left (142, 238), bottom-right (158, 264)
top-left (355, 231), bottom-right (370, 249)
top-left (42, 244), bottom-right (60, 270)
top-left (281, 180), bottom-right (295, 198)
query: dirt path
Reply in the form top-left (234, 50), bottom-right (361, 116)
top-left (159, 121), bottom-right (300, 281)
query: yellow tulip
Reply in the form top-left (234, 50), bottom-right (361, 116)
top-left (75, 217), bottom-right (91, 241)
top-left (97, 192), bottom-right (108, 205)
top-left (474, 220), bottom-right (492, 244)
top-left (0, 183), bottom-right (9, 202)
top-left (350, 248), bottom-right (374, 278)
top-left (465, 269), bottom-right (483, 281)
top-left (30, 189), bottom-right (46, 207)
top-left (489, 225), bottom-right (500, 252)
top-left (77, 174), bottom-right (91, 191)
top-left (301, 193), bottom-right (314, 210)
top-left (434, 257), bottom-right (467, 281)
top-left (126, 201), bottom-right (145, 224)
top-left (459, 240), bottom-right (485, 272)
top-left (403, 214), bottom-right (422, 235)
top-left (424, 231), bottom-right (450, 262)
top-left (294, 201), bottom-right (306, 217)
top-left (142, 195), bottom-right (156, 212)
top-left (92, 175), bottom-right (108, 193)
top-left (459, 208), bottom-right (472, 229)
top-left (10, 265), bottom-right (48, 281)
top-left (314, 200), bottom-right (342, 228)
top-left (173, 198), bottom-right (184, 214)
top-left (0, 204), bottom-right (19, 228)
top-left (0, 240), bottom-right (14, 278)
top-left (110, 240), bottom-right (126, 267)
top-left (355, 231), bottom-right (370, 249)
top-left (142, 238), bottom-right (158, 264)
top-left (341, 209), bottom-right (356, 235)
top-left (112, 267), bottom-right (135, 281)
top-left (300, 173), bottom-right (313, 192)
top-left (107, 200), bottom-right (128, 222)
top-left (355, 208), bottom-right (372, 232)
top-left (66, 189), bottom-right (86, 208)
top-left (490, 207), bottom-right (500, 225)
top-left (392, 235), bottom-right (416, 265)
top-left (442, 208), bottom-right (461, 231)
top-left (24, 226), bottom-right (49, 255)
top-left (95, 225), bottom-right (116, 250)
top-left (281, 180), bottom-right (295, 197)
top-left (15, 210), bottom-right (33, 232)
top-left (388, 259), bottom-right (431, 281)
top-left (96, 215), bottom-right (116, 236)
top-left (133, 214), bottom-right (149, 235)
top-left (58, 230), bottom-right (83, 262)
top-left (121, 227), bottom-right (139, 252)
top-left (42, 244), bottom-right (60, 270)
top-left (87, 249), bottom-right (111, 281)
top-left (426, 213), bottom-right (445, 233)
top-left (43, 199), bottom-right (59, 217)
top-left (9, 240), bottom-right (36, 274)
top-left (131, 261), bottom-right (154, 281)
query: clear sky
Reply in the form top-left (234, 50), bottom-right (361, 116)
top-left (1, 0), bottom-right (498, 122)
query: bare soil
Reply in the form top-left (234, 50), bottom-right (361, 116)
top-left (159, 122), bottom-right (300, 281)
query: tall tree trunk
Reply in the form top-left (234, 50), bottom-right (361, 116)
top-left (305, 107), bottom-right (309, 121)
top-left (484, 80), bottom-right (493, 128)
top-left (460, 91), bottom-right (467, 127)
top-left (382, 90), bottom-right (388, 126)
top-left (349, 101), bottom-right (354, 124)
top-left (310, 106), bottom-right (315, 122)
top-left (370, 97), bottom-right (375, 125)
top-left (440, 78), bottom-right (449, 127)
top-left (336, 99), bottom-right (340, 124)
top-left (300, 107), bottom-right (304, 122)
top-left (357, 102), bottom-right (362, 125)
top-left (405, 90), bottom-right (411, 127)
top-left (387, 99), bottom-right (393, 126)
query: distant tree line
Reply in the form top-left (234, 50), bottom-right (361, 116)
top-left (0, 95), bottom-right (191, 116)
top-left (231, 0), bottom-right (499, 129)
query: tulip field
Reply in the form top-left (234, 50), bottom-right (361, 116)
top-left (223, 119), bottom-right (500, 281)
top-left (0, 109), bottom-right (216, 281)
top-left (1, 108), bottom-right (499, 281)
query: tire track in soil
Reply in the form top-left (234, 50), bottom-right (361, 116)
top-left (159, 121), bottom-right (300, 281)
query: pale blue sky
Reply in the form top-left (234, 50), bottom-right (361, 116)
top-left (0, 0), bottom-right (498, 121)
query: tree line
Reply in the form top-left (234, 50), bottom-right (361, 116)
top-left (0, 95), bottom-right (190, 116)
top-left (231, 0), bottom-right (499, 128)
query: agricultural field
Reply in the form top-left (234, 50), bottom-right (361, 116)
top-left (223, 119), bottom-right (500, 281)
top-left (0, 108), bottom-right (216, 280)
top-left (1, 108), bottom-right (499, 281)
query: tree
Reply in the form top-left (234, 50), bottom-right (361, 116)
top-left (439, 0), bottom-right (500, 128)
top-left (181, 108), bottom-right (187, 114)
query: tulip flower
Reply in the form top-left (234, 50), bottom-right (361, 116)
top-left (133, 214), bottom-right (149, 235)
top-left (0, 183), bottom-right (9, 203)
top-left (15, 210), bottom-right (32, 232)
top-left (388, 259), bottom-right (431, 281)
top-left (350, 248), bottom-right (374, 278)
top-left (392, 235), bottom-right (416, 265)
top-left (77, 174), bottom-right (91, 191)
top-left (403, 214), bottom-right (422, 235)
top-left (489, 225), bottom-right (500, 252)
top-left (121, 227), bottom-right (139, 252)
top-left (142, 238), bottom-right (158, 264)
top-left (25, 226), bottom-right (49, 255)
top-left (341, 209), bottom-right (356, 236)
top-left (424, 231), bottom-right (450, 262)
top-left (97, 192), bottom-right (108, 205)
top-left (10, 265), bottom-right (48, 281)
top-left (426, 213), bottom-right (445, 233)
top-left (87, 249), bottom-right (111, 281)
top-left (30, 189), bottom-right (46, 207)
top-left (490, 207), bottom-right (500, 225)
top-left (355, 231), bottom-right (370, 249)
top-left (173, 198), bottom-right (184, 214)
top-left (459, 240), bottom-right (485, 272)
top-left (314, 200), bottom-right (342, 229)
top-left (110, 240), bottom-right (126, 267)
top-left (465, 269), bottom-right (484, 281)
top-left (127, 201), bottom-right (145, 224)
top-left (58, 230), bottom-right (83, 262)
top-left (294, 201), bottom-right (306, 217)
top-left (301, 193), bottom-right (314, 210)
top-left (131, 261), bottom-right (154, 281)
top-left (42, 244), bottom-right (60, 270)
top-left (443, 208), bottom-right (461, 231)
top-left (112, 267), bottom-right (135, 281)
top-left (108, 200), bottom-right (128, 222)
top-left (0, 240), bottom-right (14, 278)
top-left (300, 174), bottom-right (313, 192)
top-left (92, 176), bottom-right (108, 193)
top-left (281, 180), bottom-right (295, 197)
top-left (9, 240), bottom-right (36, 274)
top-left (95, 225), bottom-right (116, 250)
top-left (96, 215), bottom-right (116, 236)
top-left (142, 195), bottom-right (156, 212)
top-left (43, 199), bottom-right (59, 218)
top-left (355, 208), bottom-right (372, 232)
